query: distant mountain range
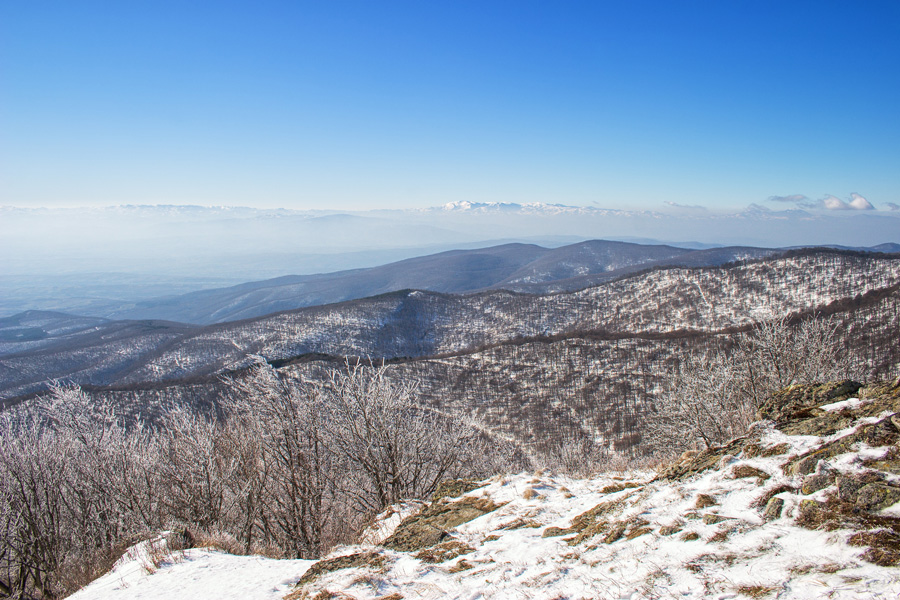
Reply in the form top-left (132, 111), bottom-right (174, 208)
top-left (8, 239), bottom-right (784, 325)
top-left (1, 247), bottom-right (899, 405)
top-left (21, 238), bottom-right (900, 325)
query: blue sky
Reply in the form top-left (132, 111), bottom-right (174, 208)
top-left (2, 1), bottom-right (899, 211)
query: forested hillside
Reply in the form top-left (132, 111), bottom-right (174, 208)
top-left (5, 249), bottom-right (897, 456)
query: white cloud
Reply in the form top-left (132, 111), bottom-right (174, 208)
top-left (848, 192), bottom-right (875, 210)
top-left (885, 202), bottom-right (900, 211)
top-left (819, 193), bottom-right (875, 211)
top-left (822, 195), bottom-right (851, 210)
top-left (770, 193), bottom-right (876, 211)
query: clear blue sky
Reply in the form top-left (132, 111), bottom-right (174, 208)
top-left (2, 0), bottom-right (899, 210)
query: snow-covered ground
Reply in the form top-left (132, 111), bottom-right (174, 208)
top-left (70, 388), bottom-right (900, 600)
top-left (68, 537), bottom-right (314, 600)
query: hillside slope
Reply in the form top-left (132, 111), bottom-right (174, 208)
top-left (69, 380), bottom-right (900, 600)
top-left (88, 240), bottom-right (717, 324)
top-left (3, 251), bottom-right (898, 434)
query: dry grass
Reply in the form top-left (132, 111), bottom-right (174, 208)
top-left (414, 540), bottom-right (474, 563)
top-left (735, 584), bottom-right (778, 598)
top-left (448, 559), bottom-right (474, 573)
top-left (694, 494), bottom-right (717, 508)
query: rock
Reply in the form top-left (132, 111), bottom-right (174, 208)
top-left (796, 499), bottom-right (829, 529)
top-left (763, 497), bottom-right (784, 521)
top-left (836, 472), bottom-right (884, 503)
top-left (432, 479), bottom-right (483, 501)
top-left (785, 416), bottom-right (900, 476)
top-left (757, 381), bottom-right (862, 422)
top-left (702, 513), bottom-right (727, 525)
top-left (679, 531), bottom-right (700, 541)
top-left (862, 447), bottom-right (900, 474)
top-left (383, 496), bottom-right (502, 552)
top-left (658, 437), bottom-right (746, 480)
top-left (801, 471), bottom-right (835, 495)
top-left (297, 552), bottom-right (387, 586)
top-left (790, 454), bottom-right (822, 476)
top-left (731, 465), bottom-right (771, 482)
top-left (855, 483), bottom-right (900, 511)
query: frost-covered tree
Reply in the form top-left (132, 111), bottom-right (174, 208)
top-left (322, 360), bottom-right (486, 512)
top-left (646, 316), bottom-right (849, 454)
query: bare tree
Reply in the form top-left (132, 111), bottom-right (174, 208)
top-left (0, 361), bottom-right (516, 595)
top-left (646, 316), bottom-right (850, 455)
top-left (221, 359), bottom-right (339, 558)
top-left (322, 361), bottom-right (485, 513)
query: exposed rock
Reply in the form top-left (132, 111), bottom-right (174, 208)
top-left (784, 416), bottom-right (900, 476)
top-left (801, 471), bottom-right (835, 495)
top-left (836, 472), bottom-right (884, 503)
top-left (756, 380), bottom-right (862, 423)
top-left (297, 552), bottom-right (387, 586)
top-left (763, 497), bottom-right (784, 521)
top-left (752, 484), bottom-right (797, 510)
top-left (382, 496), bottom-right (502, 552)
top-left (789, 455), bottom-right (822, 476)
top-left (432, 479), bottom-right (484, 501)
top-left (855, 483), bottom-right (900, 511)
top-left (760, 443), bottom-right (791, 457)
top-left (730, 465), bottom-right (771, 482)
top-left (658, 437), bottom-right (747, 480)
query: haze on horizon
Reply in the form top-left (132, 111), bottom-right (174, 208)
top-left (2, 1), bottom-right (899, 214)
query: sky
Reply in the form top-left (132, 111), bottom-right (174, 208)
top-left (2, 1), bottom-right (899, 212)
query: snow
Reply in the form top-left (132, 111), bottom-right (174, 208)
top-left (68, 537), bottom-right (313, 600)
top-left (819, 397), bottom-right (867, 412)
top-left (71, 410), bottom-right (900, 600)
top-left (291, 414), bottom-right (900, 599)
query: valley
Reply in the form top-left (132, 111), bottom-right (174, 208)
top-left (4, 245), bottom-right (898, 456)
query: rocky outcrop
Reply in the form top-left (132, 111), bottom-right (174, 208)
top-left (660, 379), bottom-right (900, 566)
top-left (289, 379), bottom-right (900, 599)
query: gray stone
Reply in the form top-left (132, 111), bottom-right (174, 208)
top-left (791, 455), bottom-right (821, 476)
top-left (836, 473), bottom-right (883, 503)
top-left (856, 483), bottom-right (900, 511)
top-left (801, 471), bottom-right (835, 495)
top-left (763, 497), bottom-right (784, 521)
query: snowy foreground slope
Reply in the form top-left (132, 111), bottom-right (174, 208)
top-left (73, 380), bottom-right (900, 600)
